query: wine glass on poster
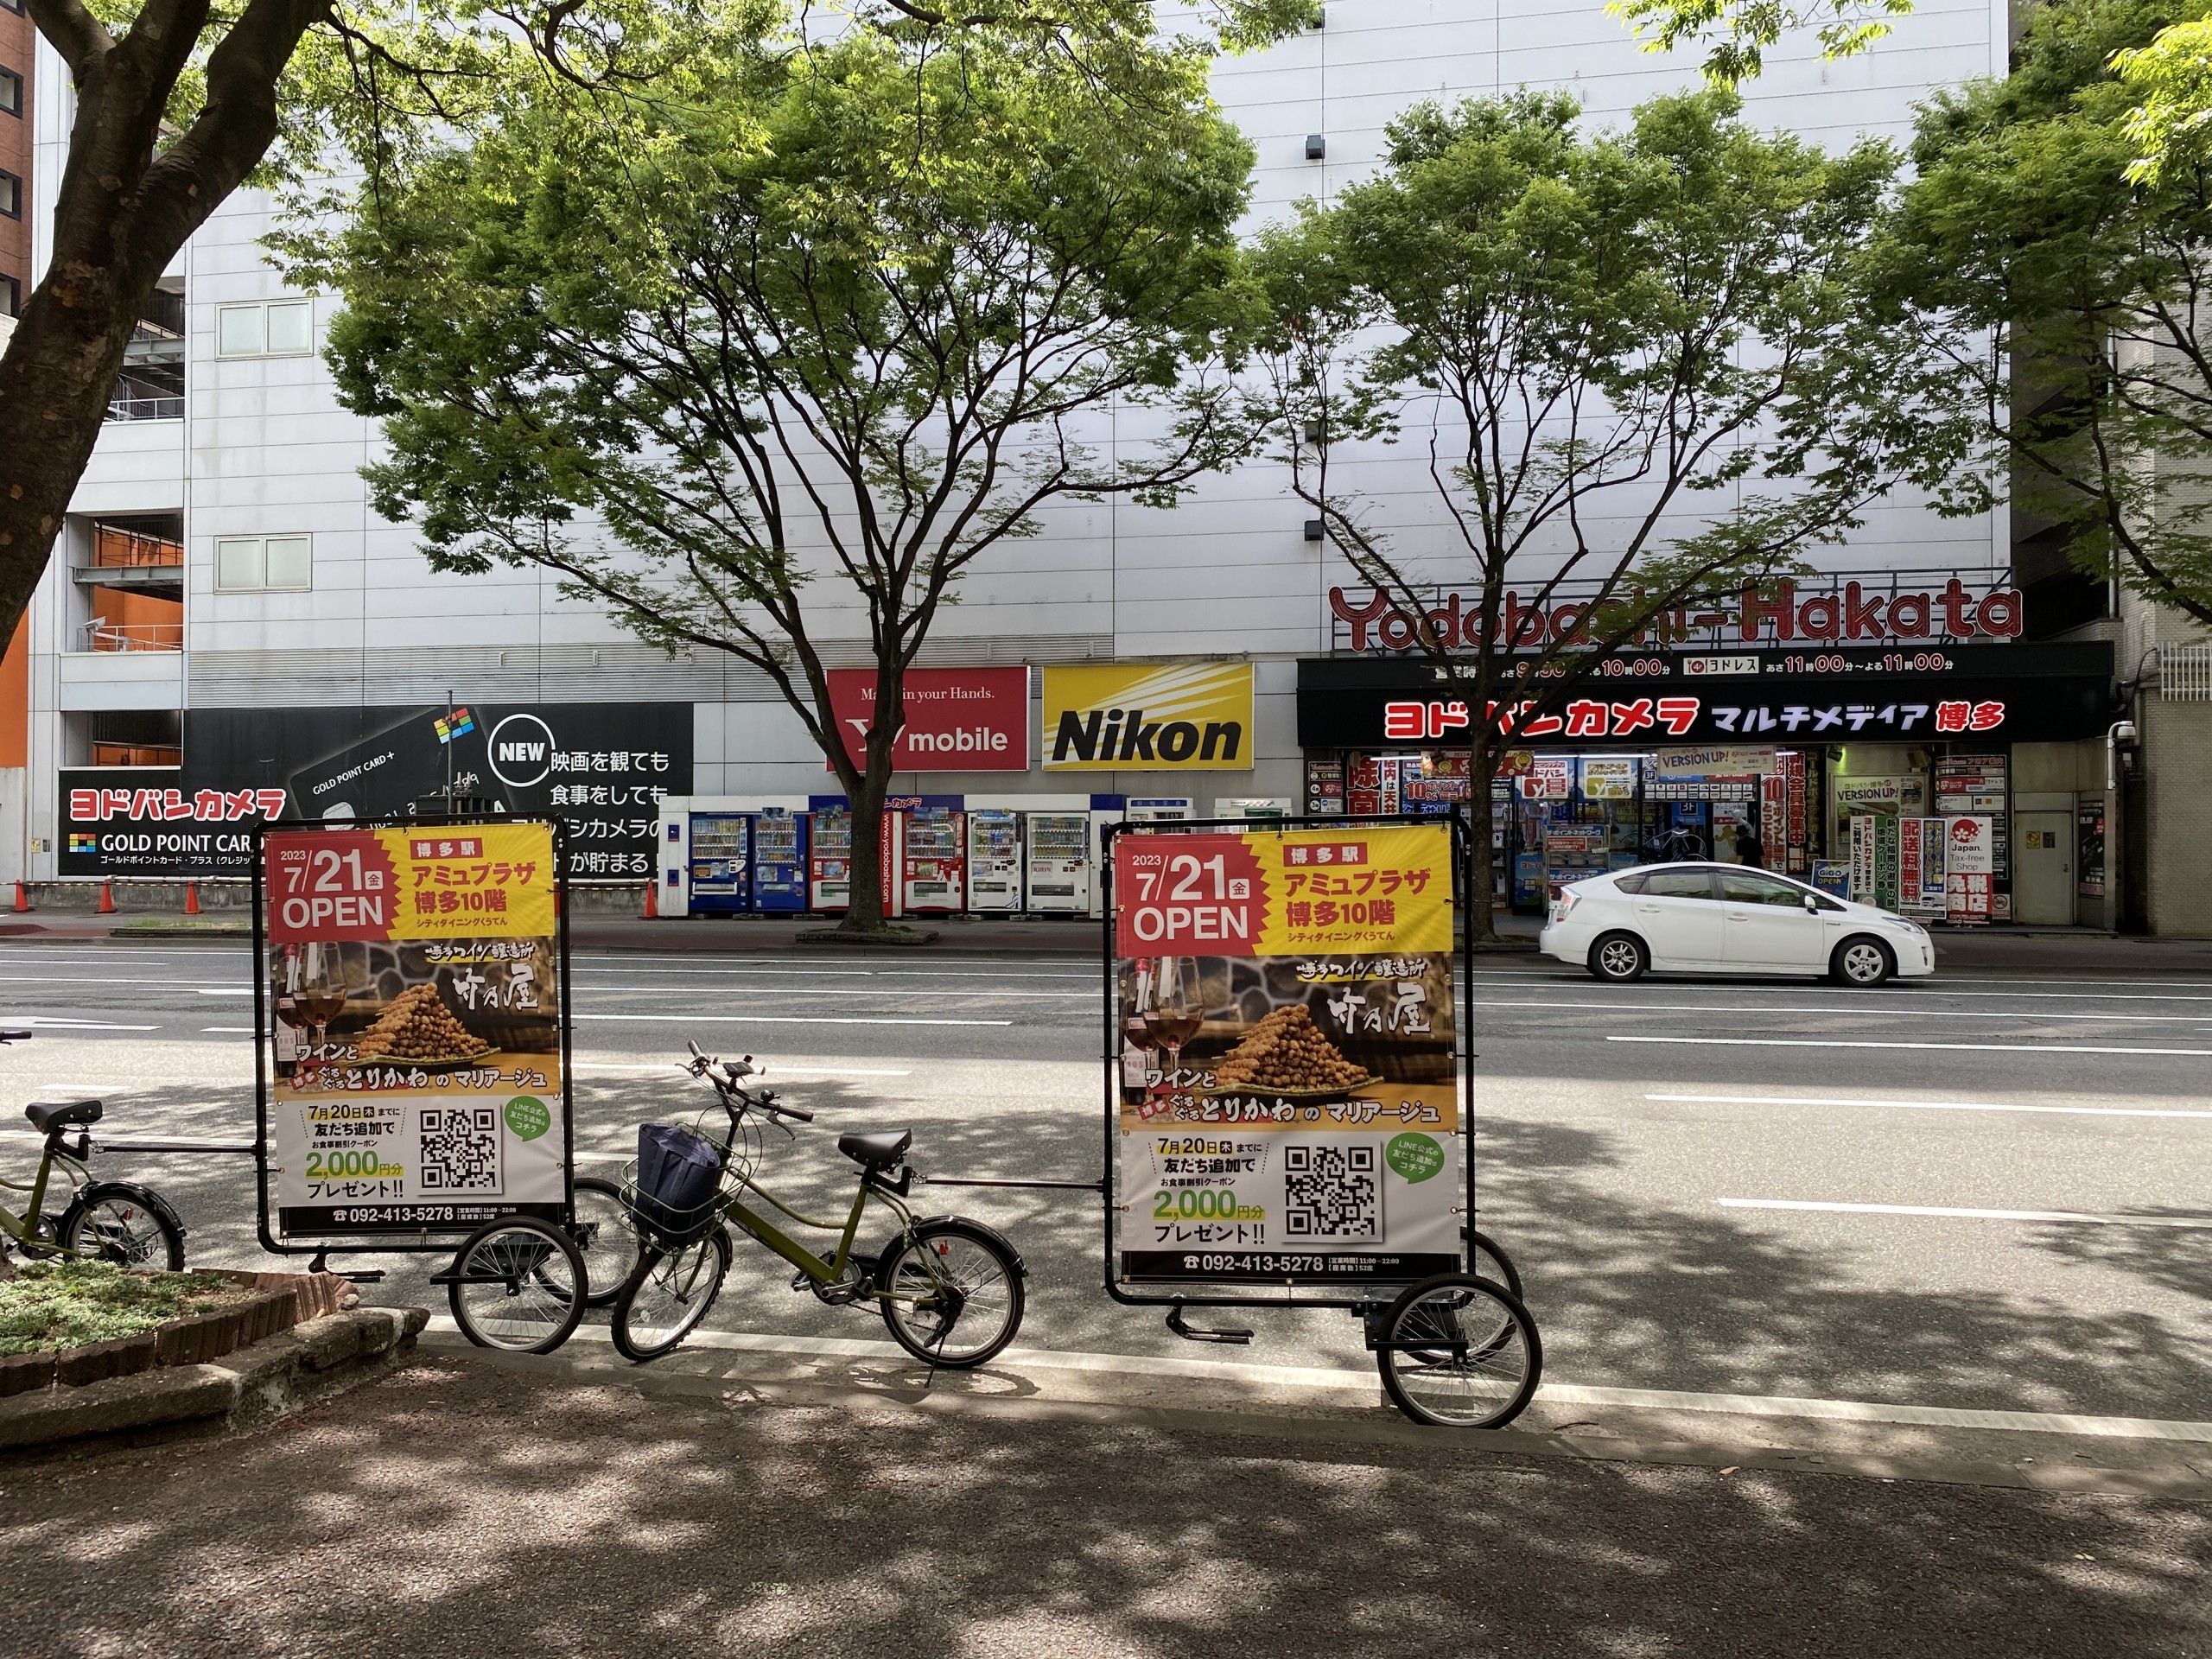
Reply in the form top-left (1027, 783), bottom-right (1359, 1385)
top-left (296, 944), bottom-right (346, 1070)
top-left (1142, 956), bottom-right (1203, 1109)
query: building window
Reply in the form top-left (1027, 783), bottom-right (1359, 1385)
top-left (0, 68), bottom-right (22, 117)
top-left (215, 300), bottom-right (313, 358)
top-left (214, 535), bottom-right (313, 592)
top-left (0, 172), bottom-right (19, 219)
top-left (0, 275), bottom-right (18, 318)
top-left (0, 0), bottom-right (20, 15)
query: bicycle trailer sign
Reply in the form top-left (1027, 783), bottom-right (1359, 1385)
top-left (1112, 822), bottom-right (1460, 1285)
top-left (258, 820), bottom-right (570, 1239)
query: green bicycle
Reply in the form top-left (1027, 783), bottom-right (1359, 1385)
top-left (608, 1043), bottom-right (1027, 1368)
top-left (0, 1032), bottom-right (188, 1271)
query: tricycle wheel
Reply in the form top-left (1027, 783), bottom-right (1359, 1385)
top-left (446, 1216), bottom-right (587, 1354)
top-left (1374, 1272), bottom-right (1540, 1429)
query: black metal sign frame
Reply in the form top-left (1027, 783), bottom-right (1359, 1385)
top-left (250, 814), bottom-right (575, 1258)
top-left (1099, 812), bottom-right (1476, 1313)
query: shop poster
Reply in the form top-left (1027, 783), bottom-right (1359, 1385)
top-left (261, 822), bottom-right (568, 1237)
top-left (1111, 823), bottom-right (1460, 1286)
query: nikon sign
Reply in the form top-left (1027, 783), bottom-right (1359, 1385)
top-left (1042, 662), bottom-right (1254, 772)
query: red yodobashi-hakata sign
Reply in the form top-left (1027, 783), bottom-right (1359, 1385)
top-left (826, 667), bottom-right (1032, 772)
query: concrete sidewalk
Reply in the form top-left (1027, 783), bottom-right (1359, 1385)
top-left (9, 903), bottom-right (2212, 976)
top-left (1, 1350), bottom-right (2204, 1658)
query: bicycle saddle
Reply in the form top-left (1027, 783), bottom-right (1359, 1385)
top-left (836, 1128), bottom-right (911, 1171)
top-left (26, 1099), bottom-right (102, 1134)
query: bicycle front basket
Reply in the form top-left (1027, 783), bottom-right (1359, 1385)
top-left (632, 1122), bottom-right (724, 1243)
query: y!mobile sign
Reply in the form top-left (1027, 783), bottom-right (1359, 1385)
top-left (825, 667), bottom-right (1031, 772)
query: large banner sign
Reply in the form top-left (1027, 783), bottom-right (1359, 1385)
top-left (1045, 662), bottom-right (1254, 771)
top-left (63, 702), bottom-right (691, 879)
top-left (262, 821), bottom-right (569, 1237)
top-left (1112, 823), bottom-right (1459, 1284)
top-left (825, 667), bottom-right (1030, 772)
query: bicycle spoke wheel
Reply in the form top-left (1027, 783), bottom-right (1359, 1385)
top-left (876, 1220), bottom-right (1024, 1370)
top-left (609, 1230), bottom-right (730, 1363)
top-left (1376, 1272), bottom-right (1541, 1430)
top-left (447, 1217), bottom-right (587, 1355)
top-left (58, 1184), bottom-right (185, 1272)
top-left (566, 1176), bottom-right (644, 1310)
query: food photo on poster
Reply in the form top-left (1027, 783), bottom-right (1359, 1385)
top-left (1112, 823), bottom-right (1461, 1285)
top-left (261, 821), bottom-right (569, 1238)
top-left (63, 703), bottom-right (692, 880)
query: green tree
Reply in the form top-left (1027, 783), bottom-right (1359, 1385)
top-left (1247, 91), bottom-right (1908, 938)
top-left (1877, 0), bottom-right (2212, 630)
top-left (292, 20), bottom-right (1260, 934)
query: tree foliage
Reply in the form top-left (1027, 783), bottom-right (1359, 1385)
top-left (1877, 0), bottom-right (2212, 629)
top-left (1246, 90), bottom-right (1908, 933)
top-left (293, 16), bottom-right (1259, 929)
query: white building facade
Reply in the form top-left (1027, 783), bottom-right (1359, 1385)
top-left (22, 0), bottom-right (2166, 929)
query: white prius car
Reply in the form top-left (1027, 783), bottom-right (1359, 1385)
top-left (1537, 863), bottom-right (1937, 986)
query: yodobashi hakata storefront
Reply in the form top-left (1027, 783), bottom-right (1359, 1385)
top-left (1294, 639), bottom-right (2116, 925)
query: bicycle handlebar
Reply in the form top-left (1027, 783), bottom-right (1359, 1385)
top-left (686, 1044), bottom-right (812, 1122)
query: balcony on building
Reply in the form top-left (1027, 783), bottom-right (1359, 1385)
top-left (106, 276), bottom-right (185, 423)
top-left (83, 709), bottom-right (182, 768)
top-left (73, 513), bottom-right (183, 654)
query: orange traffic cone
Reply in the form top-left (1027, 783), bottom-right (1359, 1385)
top-left (183, 881), bottom-right (201, 917)
top-left (642, 875), bottom-right (659, 919)
top-left (10, 881), bottom-right (29, 913)
top-left (97, 879), bottom-right (115, 915)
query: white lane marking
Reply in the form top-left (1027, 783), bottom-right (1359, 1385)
top-left (571, 963), bottom-right (1093, 981)
top-left (202, 1027), bottom-right (257, 1033)
top-left (1465, 972), bottom-right (2212, 1002)
top-left (573, 985), bottom-right (1093, 1000)
top-left (194, 988), bottom-right (253, 996)
top-left (1647, 1092), bottom-right (2212, 1121)
top-left (572, 1062), bottom-right (913, 1078)
top-left (416, 1319), bottom-right (2212, 1442)
top-left (1610, 1035), bottom-right (2212, 1057)
top-left (1491, 998), bottom-right (2199, 1025)
top-left (14, 1016), bottom-right (161, 1031)
top-left (0, 975), bottom-right (241, 988)
top-left (571, 954), bottom-right (1087, 973)
top-left (575, 1012), bottom-right (1013, 1027)
top-left (1719, 1198), bottom-right (2212, 1229)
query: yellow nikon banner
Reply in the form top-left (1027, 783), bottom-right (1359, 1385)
top-left (1043, 662), bottom-right (1254, 771)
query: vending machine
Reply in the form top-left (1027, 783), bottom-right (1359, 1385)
top-left (1024, 811), bottom-right (1092, 913)
top-left (749, 806), bottom-right (810, 913)
top-left (901, 805), bottom-right (967, 914)
top-left (688, 813), bottom-right (753, 913)
top-left (808, 806), bottom-right (852, 912)
top-left (967, 810), bottom-right (1021, 912)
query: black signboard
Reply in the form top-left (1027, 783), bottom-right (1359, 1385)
top-left (61, 702), bottom-right (693, 879)
top-left (1296, 645), bottom-right (2116, 750)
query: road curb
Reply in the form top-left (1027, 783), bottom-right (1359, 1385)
top-left (420, 1336), bottom-right (2212, 1499)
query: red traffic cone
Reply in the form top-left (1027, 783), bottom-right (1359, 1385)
top-left (642, 874), bottom-right (659, 919)
top-left (10, 881), bottom-right (29, 914)
top-left (97, 879), bottom-right (116, 915)
top-left (183, 881), bottom-right (201, 917)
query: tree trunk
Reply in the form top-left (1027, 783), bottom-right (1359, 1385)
top-left (834, 655), bottom-right (905, 936)
top-left (0, 278), bottom-right (140, 642)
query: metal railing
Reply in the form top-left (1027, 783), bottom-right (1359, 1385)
top-left (88, 526), bottom-right (184, 569)
top-left (105, 397), bottom-right (184, 423)
top-left (80, 621), bottom-right (184, 653)
top-left (2159, 643), bottom-right (2212, 702)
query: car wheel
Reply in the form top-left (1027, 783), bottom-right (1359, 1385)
top-left (1829, 936), bottom-right (1894, 988)
top-left (1588, 932), bottom-right (1649, 983)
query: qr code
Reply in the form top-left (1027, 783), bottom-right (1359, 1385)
top-left (1282, 1143), bottom-right (1379, 1240)
top-left (419, 1105), bottom-right (502, 1194)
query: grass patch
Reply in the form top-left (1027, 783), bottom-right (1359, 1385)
top-left (0, 1260), bottom-right (245, 1356)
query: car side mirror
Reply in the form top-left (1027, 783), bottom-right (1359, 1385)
top-left (1802, 893), bottom-right (1821, 913)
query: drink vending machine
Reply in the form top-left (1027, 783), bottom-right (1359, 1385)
top-left (966, 810), bottom-right (1021, 912)
top-left (808, 806), bottom-right (852, 912)
top-left (1023, 812), bottom-right (1092, 913)
top-left (688, 813), bottom-right (753, 913)
top-left (901, 806), bottom-right (966, 914)
top-left (750, 807), bottom-right (810, 912)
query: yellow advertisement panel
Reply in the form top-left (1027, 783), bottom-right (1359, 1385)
top-left (1043, 661), bottom-right (1254, 771)
top-left (1112, 823), bottom-right (1459, 1284)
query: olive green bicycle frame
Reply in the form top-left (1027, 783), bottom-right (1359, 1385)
top-left (0, 1135), bottom-right (87, 1249)
top-left (687, 1120), bottom-right (941, 1311)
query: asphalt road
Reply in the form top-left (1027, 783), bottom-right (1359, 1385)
top-left (1, 940), bottom-right (2208, 1425)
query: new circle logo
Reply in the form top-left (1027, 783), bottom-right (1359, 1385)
top-left (487, 713), bottom-right (556, 789)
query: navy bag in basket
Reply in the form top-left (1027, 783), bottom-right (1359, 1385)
top-left (633, 1122), bottom-right (722, 1242)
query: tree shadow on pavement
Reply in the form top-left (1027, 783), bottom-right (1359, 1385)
top-left (0, 1356), bottom-right (2205, 1659)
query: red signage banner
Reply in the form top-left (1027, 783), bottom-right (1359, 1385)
top-left (826, 667), bottom-right (1030, 772)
